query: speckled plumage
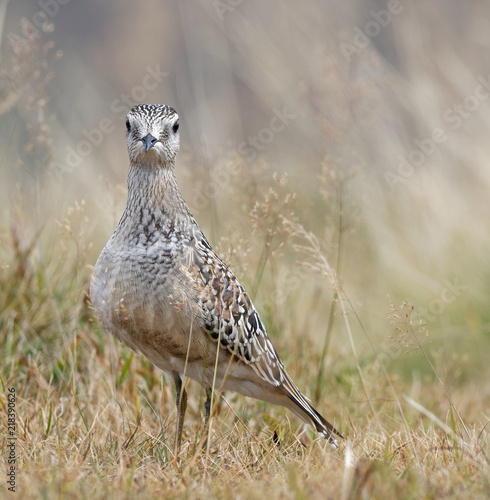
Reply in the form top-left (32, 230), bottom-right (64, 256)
top-left (90, 104), bottom-right (342, 445)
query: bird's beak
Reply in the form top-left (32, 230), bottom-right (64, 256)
top-left (142, 133), bottom-right (158, 153)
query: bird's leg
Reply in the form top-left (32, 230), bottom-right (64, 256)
top-left (172, 374), bottom-right (187, 453)
top-left (201, 387), bottom-right (213, 451)
top-left (204, 387), bottom-right (213, 429)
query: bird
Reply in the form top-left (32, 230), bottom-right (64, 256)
top-left (90, 103), bottom-right (342, 448)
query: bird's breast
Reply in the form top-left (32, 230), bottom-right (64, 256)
top-left (90, 229), bottom-right (205, 356)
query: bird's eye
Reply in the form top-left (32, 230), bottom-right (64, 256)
top-left (172, 120), bottom-right (179, 133)
top-left (126, 117), bottom-right (131, 131)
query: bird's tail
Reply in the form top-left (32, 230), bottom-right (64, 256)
top-left (281, 374), bottom-right (343, 446)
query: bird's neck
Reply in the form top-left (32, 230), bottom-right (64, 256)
top-left (125, 162), bottom-right (192, 223)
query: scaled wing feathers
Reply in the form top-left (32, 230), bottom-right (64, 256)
top-left (192, 228), bottom-right (286, 386)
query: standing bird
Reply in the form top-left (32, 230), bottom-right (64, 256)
top-left (90, 104), bottom-right (342, 447)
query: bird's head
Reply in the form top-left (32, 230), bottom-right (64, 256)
top-left (125, 104), bottom-right (180, 166)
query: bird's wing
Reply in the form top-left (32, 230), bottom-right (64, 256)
top-left (187, 226), bottom-right (343, 443)
top-left (190, 228), bottom-right (288, 387)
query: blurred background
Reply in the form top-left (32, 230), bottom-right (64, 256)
top-left (1, 0), bottom-right (489, 384)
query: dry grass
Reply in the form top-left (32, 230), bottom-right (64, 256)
top-left (1, 3), bottom-right (490, 498)
top-left (0, 173), bottom-right (488, 500)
